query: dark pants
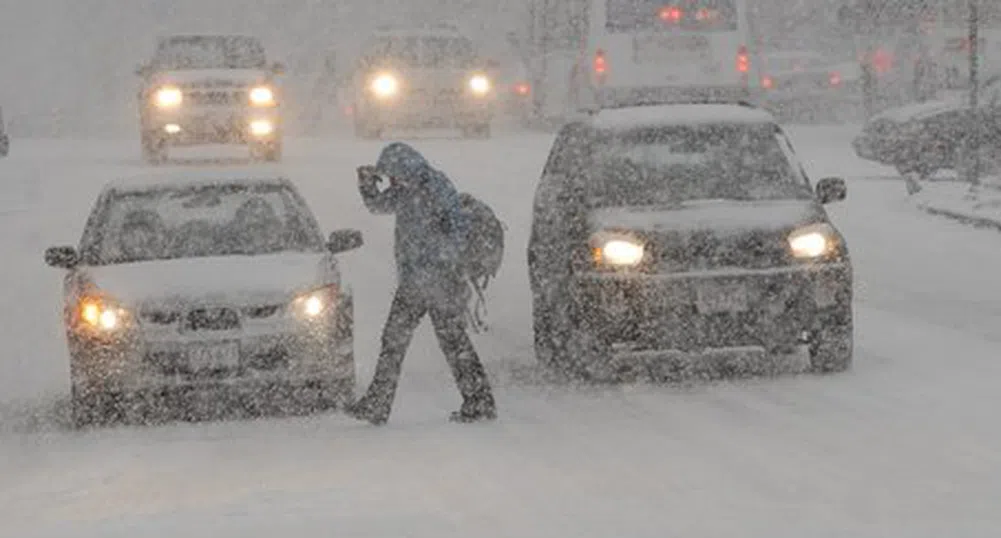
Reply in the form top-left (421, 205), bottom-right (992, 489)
top-left (358, 285), bottom-right (494, 419)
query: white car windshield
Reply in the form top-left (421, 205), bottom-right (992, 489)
top-left (365, 36), bottom-right (476, 68)
top-left (84, 183), bottom-right (322, 265)
top-left (588, 124), bottom-right (813, 207)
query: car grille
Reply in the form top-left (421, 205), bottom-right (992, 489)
top-left (653, 230), bottom-right (792, 272)
top-left (185, 307), bottom-right (241, 331)
top-left (184, 90), bottom-right (247, 106)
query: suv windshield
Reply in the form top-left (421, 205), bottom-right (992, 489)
top-left (84, 183), bottom-right (322, 265)
top-left (365, 35), bottom-right (476, 68)
top-left (152, 36), bottom-right (267, 70)
top-left (587, 124), bottom-right (812, 207)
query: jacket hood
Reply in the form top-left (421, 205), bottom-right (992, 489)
top-left (375, 142), bottom-right (432, 181)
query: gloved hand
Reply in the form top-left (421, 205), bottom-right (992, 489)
top-left (357, 165), bottom-right (381, 188)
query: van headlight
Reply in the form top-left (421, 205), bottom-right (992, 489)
top-left (249, 86), bottom-right (275, 106)
top-left (591, 234), bottom-right (645, 267)
top-left (789, 223), bottom-right (839, 259)
top-left (370, 73), bottom-right (399, 98)
top-left (469, 74), bottom-right (491, 95)
top-left (155, 86), bottom-right (183, 108)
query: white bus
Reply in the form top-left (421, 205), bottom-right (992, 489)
top-left (527, 0), bottom-right (760, 116)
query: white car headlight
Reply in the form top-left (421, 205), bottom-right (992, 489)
top-left (249, 86), bottom-right (275, 106)
top-left (78, 297), bottom-right (128, 331)
top-left (593, 236), bottom-right (645, 267)
top-left (469, 74), bottom-right (491, 95)
top-left (789, 223), bottom-right (838, 259)
top-left (155, 86), bottom-right (183, 108)
top-left (370, 73), bottom-right (399, 98)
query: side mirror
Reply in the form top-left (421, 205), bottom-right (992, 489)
top-left (271, 62), bottom-right (286, 75)
top-left (326, 229), bottom-right (363, 254)
top-left (816, 177), bottom-right (847, 204)
top-left (45, 246), bottom-right (79, 269)
top-left (135, 64), bottom-right (151, 77)
top-left (485, 59), bottom-right (500, 70)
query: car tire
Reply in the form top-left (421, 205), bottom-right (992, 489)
top-left (70, 387), bottom-right (123, 429)
top-left (141, 133), bottom-right (167, 165)
top-left (547, 286), bottom-right (617, 383)
top-left (531, 290), bottom-right (559, 370)
top-left (809, 322), bottom-right (853, 374)
top-left (0, 134), bottom-right (9, 157)
top-left (462, 123), bottom-right (491, 139)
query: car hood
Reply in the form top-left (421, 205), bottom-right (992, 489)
top-left (152, 69), bottom-right (271, 89)
top-left (83, 252), bottom-right (334, 308)
top-left (589, 199), bottom-right (824, 235)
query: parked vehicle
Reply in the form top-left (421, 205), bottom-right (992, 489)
top-left (852, 75), bottom-right (1001, 179)
top-left (45, 172), bottom-right (363, 427)
top-left (759, 50), bottom-right (862, 119)
top-left (135, 35), bottom-right (285, 163)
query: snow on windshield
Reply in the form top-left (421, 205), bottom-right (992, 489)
top-left (588, 124), bottom-right (812, 207)
top-left (86, 184), bottom-right (320, 264)
top-left (153, 36), bottom-right (268, 70)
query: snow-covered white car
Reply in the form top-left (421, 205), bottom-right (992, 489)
top-left (528, 101), bottom-right (853, 381)
top-left (135, 35), bottom-right (286, 163)
top-left (0, 106), bottom-right (9, 157)
top-left (44, 173), bottom-right (362, 427)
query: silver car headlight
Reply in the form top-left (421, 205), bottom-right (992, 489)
top-left (249, 86), bottom-right (275, 106)
top-left (789, 223), bottom-right (839, 259)
top-left (155, 86), bottom-right (183, 108)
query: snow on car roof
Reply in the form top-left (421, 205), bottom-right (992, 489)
top-left (591, 104), bottom-right (777, 131)
top-left (871, 97), bottom-right (966, 123)
top-left (104, 169), bottom-right (290, 194)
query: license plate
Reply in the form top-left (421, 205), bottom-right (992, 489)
top-left (635, 34), bottom-right (709, 63)
top-left (188, 342), bottom-right (240, 371)
top-left (696, 282), bottom-right (748, 314)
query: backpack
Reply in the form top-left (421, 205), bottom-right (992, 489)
top-left (457, 192), bottom-right (504, 331)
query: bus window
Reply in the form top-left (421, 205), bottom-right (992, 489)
top-left (606, 0), bottom-right (738, 33)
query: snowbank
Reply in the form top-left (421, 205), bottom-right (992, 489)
top-left (912, 177), bottom-right (1001, 231)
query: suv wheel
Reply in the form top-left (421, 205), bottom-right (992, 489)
top-left (548, 288), bottom-right (616, 383)
top-left (70, 387), bottom-right (124, 429)
top-left (141, 133), bottom-right (167, 165)
top-left (809, 322), bottom-right (853, 373)
top-left (461, 123), bottom-right (491, 139)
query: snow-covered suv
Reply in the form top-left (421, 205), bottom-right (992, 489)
top-left (350, 24), bottom-right (496, 138)
top-left (528, 102), bottom-right (853, 381)
top-left (136, 35), bottom-right (285, 163)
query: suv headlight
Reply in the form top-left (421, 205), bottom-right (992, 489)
top-left (789, 223), bottom-right (839, 259)
top-left (155, 86), bottom-right (183, 108)
top-left (370, 73), bottom-right (399, 98)
top-left (249, 86), bottom-right (275, 106)
top-left (591, 233), bottom-right (645, 267)
top-left (292, 285), bottom-right (338, 319)
top-left (469, 74), bottom-right (491, 95)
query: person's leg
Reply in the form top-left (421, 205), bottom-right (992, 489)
top-left (349, 287), bottom-right (427, 424)
top-left (428, 305), bottom-right (496, 421)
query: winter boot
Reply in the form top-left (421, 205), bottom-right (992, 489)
top-left (449, 394), bottom-right (497, 423)
top-left (344, 396), bottom-right (389, 426)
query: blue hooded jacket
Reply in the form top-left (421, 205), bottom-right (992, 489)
top-left (360, 143), bottom-right (467, 295)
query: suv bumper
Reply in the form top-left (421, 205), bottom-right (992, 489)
top-left (572, 263), bottom-right (852, 355)
top-left (359, 92), bottom-right (493, 127)
top-left (143, 107), bottom-right (281, 145)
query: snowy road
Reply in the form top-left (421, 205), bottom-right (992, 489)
top-left (2, 126), bottom-right (1000, 537)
